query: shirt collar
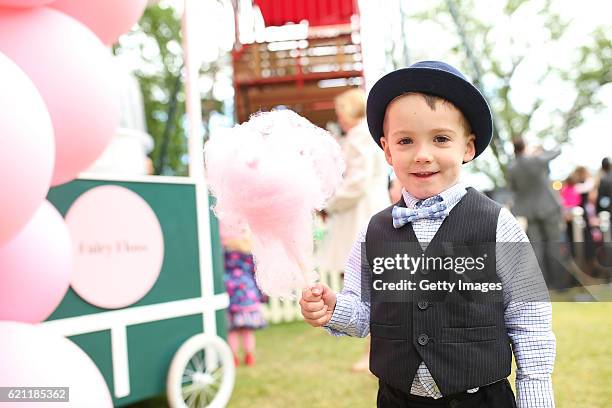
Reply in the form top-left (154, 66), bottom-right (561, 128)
top-left (401, 182), bottom-right (468, 209)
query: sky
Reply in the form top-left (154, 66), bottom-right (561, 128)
top-left (358, 0), bottom-right (612, 188)
top-left (157, 0), bottom-right (611, 189)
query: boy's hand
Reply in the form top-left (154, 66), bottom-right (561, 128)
top-left (300, 283), bottom-right (336, 327)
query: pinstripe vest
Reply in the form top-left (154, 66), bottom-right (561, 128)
top-left (365, 188), bottom-right (512, 395)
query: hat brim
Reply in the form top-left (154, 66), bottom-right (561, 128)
top-left (366, 67), bottom-right (492, 159)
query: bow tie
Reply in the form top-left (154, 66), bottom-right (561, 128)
top-left (392, 197), bottom-right (448, 228)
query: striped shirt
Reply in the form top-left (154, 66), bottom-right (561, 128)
top-left (325, 182), bottom-right (556, 408)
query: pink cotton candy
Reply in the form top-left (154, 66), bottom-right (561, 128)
top-left (205, 110), bottom-right (344, 297)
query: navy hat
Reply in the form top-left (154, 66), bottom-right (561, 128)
top-left (366, 60), bottom-right (492, 159)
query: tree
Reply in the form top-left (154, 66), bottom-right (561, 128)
top-left (114, 3), bottom-right (227, 176)
top-left (405, 0), bottom-right (611, 186)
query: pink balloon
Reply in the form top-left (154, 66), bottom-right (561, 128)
top-left (52, 0), bottom-right (147, 45)
top-left (0, 52), bottom-right (54, 246)
top-left (0, 322), bottom-right (112, 407)
top-left (0, 201), bottom-right (72, 323)
top-left (0, 8), bottom-right (119, 186)
top-left (0, 0), bottom-right (55, 7)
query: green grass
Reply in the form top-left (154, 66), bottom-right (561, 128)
top-left (229, 303), bottom-right (612, 408)
top-left (550, 303), bottom-right (612, 408)
top-left (228, 321), bottom-right (378, 408)
top-left (130, 303), bottom-right (612, 407)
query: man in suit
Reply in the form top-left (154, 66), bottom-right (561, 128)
top-left (508, 138), bottom-right (563, 289)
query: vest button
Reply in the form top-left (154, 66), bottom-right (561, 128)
top-left (417, 334), bottom-right (429, 346)
top-left (418, 300), bottom-right (429, 310)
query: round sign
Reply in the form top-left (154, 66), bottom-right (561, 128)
top-left (65, 185), bottom-right (164, 308)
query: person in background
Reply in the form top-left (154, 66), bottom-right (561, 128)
top-left (316, 88), bottom-right (390, 373)
top-left (221, 226), bottom-right (266, 367)
top-left (560, 173), bottom-right (581, 256)
top-left (596, 157), bottom-right (612, 214)
top-left (595, 158), bottom-right (612, 281)
top-left (560, 173), bottom-right (581, 213)
top-left (316, 88), bottom-right (390, 275)
top-left (507, 138), bottom-right (563, 289)
top-left (574, 166), bottom-right (599, 260)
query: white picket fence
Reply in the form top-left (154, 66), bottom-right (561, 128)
top-left (261, 269), bottom-right (344, 324)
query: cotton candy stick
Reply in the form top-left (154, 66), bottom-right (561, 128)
top-left (205, 110), bottom-right (344, 297)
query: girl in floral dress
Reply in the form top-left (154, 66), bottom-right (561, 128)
top-left (222, 228), bottom-right (266, 366)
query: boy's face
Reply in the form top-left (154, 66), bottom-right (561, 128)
top-left (380, 94), bottom-right (475, 200)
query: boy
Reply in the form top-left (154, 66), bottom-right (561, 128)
top-left (300, 61), bottom-right (555, 408)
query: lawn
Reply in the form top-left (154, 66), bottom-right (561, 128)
top-left (229, 303), bottom-right (611, 408)
top-left (130, 303), bottom-right (611, 407)
top-left (228, 319), bottom-right (378, 407)
top-left (550, 303), bottom-right (612, 408)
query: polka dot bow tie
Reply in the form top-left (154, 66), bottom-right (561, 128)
top-left (392, 196), bottom-right (449, 228)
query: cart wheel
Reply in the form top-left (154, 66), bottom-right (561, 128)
top-left (167, 334), bottom-right (235, 408)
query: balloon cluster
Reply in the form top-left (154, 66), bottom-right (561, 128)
top-left (0, 1), bottom-right (147, 404)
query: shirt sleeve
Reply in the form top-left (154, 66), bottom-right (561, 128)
top-left (536, 147), bottom-right (562, 165)
top-left (496, 207), bottom-right (556, 408)
top-left (324, 226), bottom-right (371, 338)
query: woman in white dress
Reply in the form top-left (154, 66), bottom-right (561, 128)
top-left (316, 89), bottom-right (390, 371)
top-left (317, 88), bottom-right (390, 274)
